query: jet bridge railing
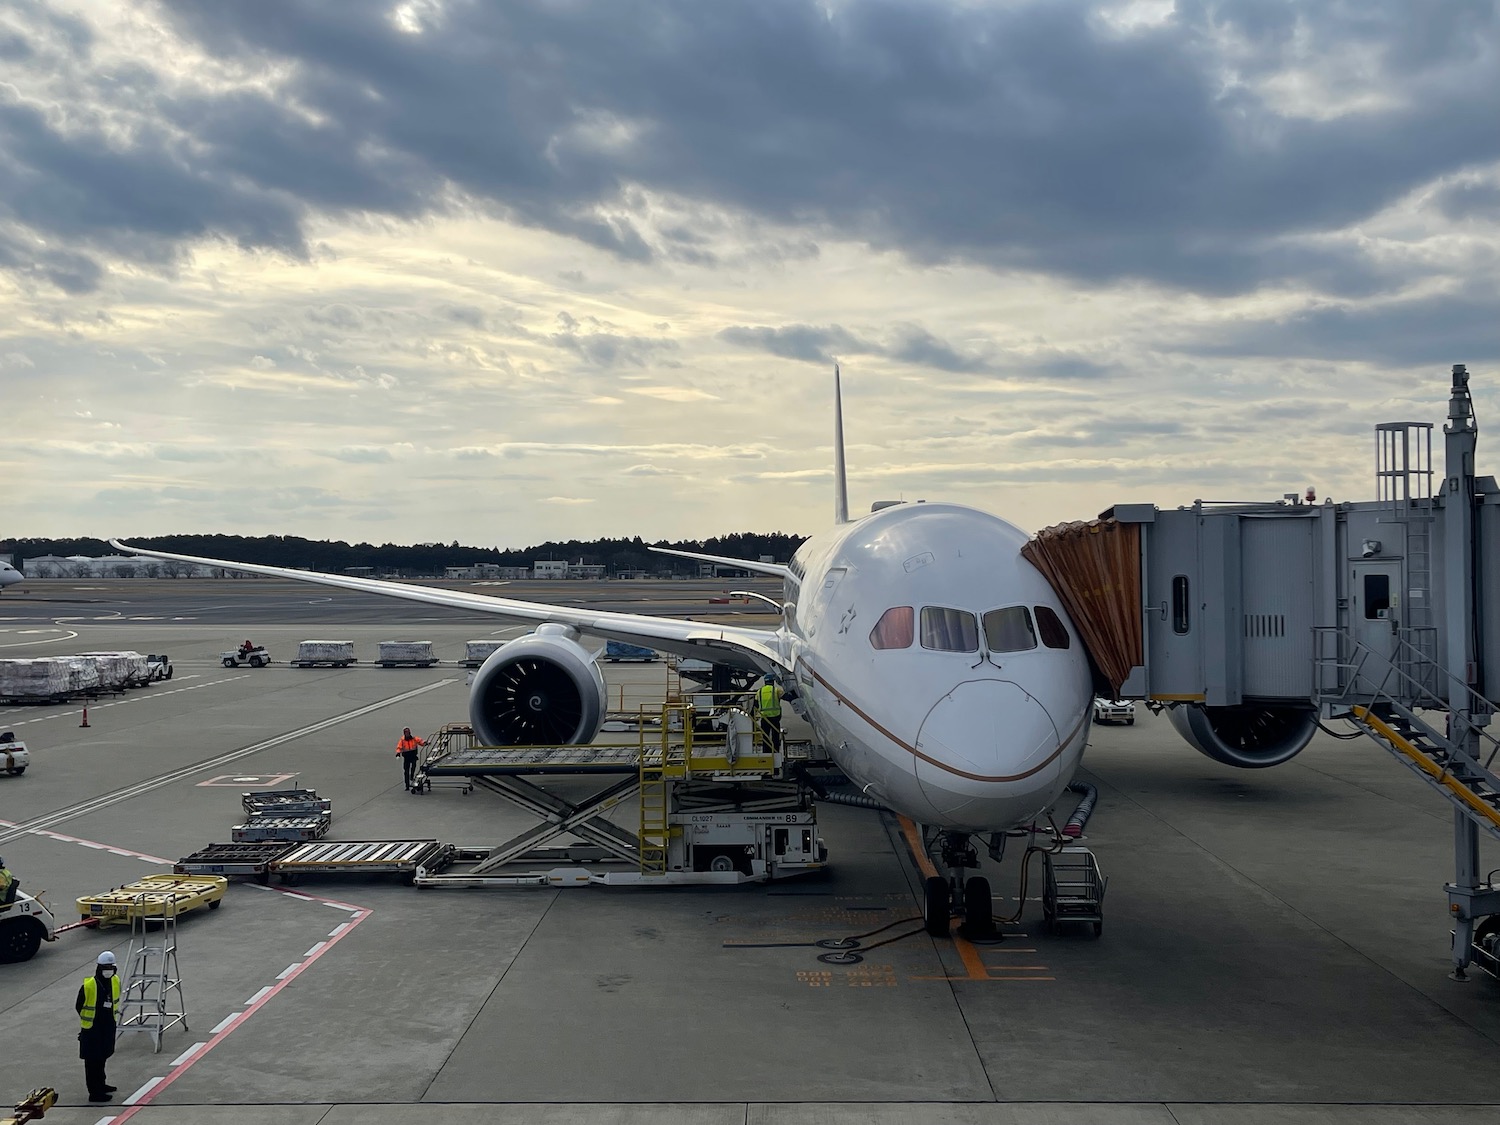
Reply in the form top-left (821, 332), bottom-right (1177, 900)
top-left (1313, 626), bottom-right (1500, 776)
top-left (1312, 625), bottom-right (1443, 705)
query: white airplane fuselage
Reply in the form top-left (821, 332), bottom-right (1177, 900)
top-left (776, 501), bottom-right (1093, 833)
top-left (0, 562), bottom-right (21, 590)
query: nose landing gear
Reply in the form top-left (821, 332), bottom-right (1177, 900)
top-left (922, 831), bottom-right (998, 941)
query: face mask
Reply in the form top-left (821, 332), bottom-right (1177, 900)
top-left (100, 968), bottom-right (115, 977)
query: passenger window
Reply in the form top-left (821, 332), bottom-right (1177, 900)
top-left (983, 606), bottom-right (1036, 652)
top-left (1034, 606), bottom-right (1070, 649)
top-left (869, 606), bottom-right (914, 650)
top-left (1172, 576), bottom-right (1190, 635)
top-left (1364, 574), bottom-right (1391, 620)
top-left (920, 607), bottom-right (979, 652)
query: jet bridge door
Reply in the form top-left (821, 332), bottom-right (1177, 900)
top-left (1349, 559), bottom-right (1402, 695)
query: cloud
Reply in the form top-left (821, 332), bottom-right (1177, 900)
top-left (718, 324), bottom-right (874, 365)
top-left (0, 1), bottom-right (1489, 295)
top-left (623, 385), bottom-right (717, 402)
top-left (539, 495), bottom-right (596, 505)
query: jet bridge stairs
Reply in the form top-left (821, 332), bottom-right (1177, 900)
top-left (1315, 627), bottom-right (1500, 978)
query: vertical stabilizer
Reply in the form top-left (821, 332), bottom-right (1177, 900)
top-left (833, 363), bottom-right (849, 524)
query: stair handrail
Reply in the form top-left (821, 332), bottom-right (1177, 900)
top-left (1313, 625), bottom-right (1500, 771)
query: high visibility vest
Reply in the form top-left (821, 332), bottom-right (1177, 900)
top-left (0, 868), bottom-right (12, 895)
top-left (759, 684), bottom-right (782, 718)
top-left (396, 737), bottom-right (423, 755)
top-left (80, 975), bottom-right (121, 1029)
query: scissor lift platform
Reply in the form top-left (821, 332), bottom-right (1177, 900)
top-left (411, 709), bottom-right (825, 888)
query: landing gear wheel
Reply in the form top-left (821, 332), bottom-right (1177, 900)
top-left (923, 875), bottom-right (950, 936)
top-left (960, 876), bottom-right (996, 940)
top-left (709, 854), bottom-right (735, 873)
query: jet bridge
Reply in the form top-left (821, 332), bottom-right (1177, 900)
top-left (1026, 365), bottom-right (1500, 978)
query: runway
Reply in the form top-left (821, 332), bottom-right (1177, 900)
top-left (1, 579), bottom-right (1498, 1123)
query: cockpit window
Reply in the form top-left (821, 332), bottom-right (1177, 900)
top-left (983, 606), bottom-right (1037, 653)
top-left (1034, 605), bottom-right (1070, 649)
top-left (869, 606), bottom-right (914, 650)
top-left (920, 607), bottom-right (979, 652)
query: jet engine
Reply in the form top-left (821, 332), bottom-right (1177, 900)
top-left (1166, 703), bottom-right (1317, 769)
top-left (469, 624), bottom-right (607, 746)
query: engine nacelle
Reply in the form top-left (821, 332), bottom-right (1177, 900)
top-left (1166, 704), bottom-right (1317, 769)
top-left (469, 624), bottom-right (607, 747)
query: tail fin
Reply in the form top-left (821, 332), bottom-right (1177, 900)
top-left (833, 363), bottom-right (849, 524)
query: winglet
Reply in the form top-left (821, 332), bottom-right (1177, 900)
top-left (833, 363), bottom-right (849, 525)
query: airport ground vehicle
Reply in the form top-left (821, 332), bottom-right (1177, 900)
top-left (0, 891), bottom-right (57, 963)
top-left (605, 639), bottom-right (658, 662)
top-left (1092, 698), bottom-right (1135, 725)
top-left (221, 645), bottom-right (270, 668)
top-left (0, 733), bottom-right (28, 776)
top-left (146, 653), bottom-right (174, 681)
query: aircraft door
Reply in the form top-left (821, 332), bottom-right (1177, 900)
top-left (1349, 560), bottom-right (1401, 694)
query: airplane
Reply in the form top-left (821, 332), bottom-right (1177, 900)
top-left (112, 369), bottom-right (1124, 936)
top-left (0, 561), bottom-right (22, 591)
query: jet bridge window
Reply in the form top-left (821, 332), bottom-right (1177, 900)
top-left (1172, 576), bottom-right (1191, 635)
top-left (1034, 605), bottom-right (1071, 649)
top-left (1363, 573), bottom-right (1391, 620)
top-left (983, 606), bottom-right (1037, 653)
top-left (920, 607), bottom-right (979, 652)
top-left (869, 606), bottom-right (914, 650)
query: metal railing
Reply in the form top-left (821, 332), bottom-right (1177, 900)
top-left (1313, 626), bottom-right (1500, 774)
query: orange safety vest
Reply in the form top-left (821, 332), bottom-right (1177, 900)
top-left (396, 736), bottom-right (424, 755)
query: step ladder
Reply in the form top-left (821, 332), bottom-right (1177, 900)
top-left (116, 893), bottom-right (188, 1052)
top-left (638, 703), bottom-right (688, 874)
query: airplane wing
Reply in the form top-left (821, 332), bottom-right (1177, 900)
top-left (646, 546), bottom-right (790, 579)
top-left (110, 540), bottom-right (787, 672)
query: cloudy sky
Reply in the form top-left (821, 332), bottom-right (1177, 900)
top-left (4, 0), bottom-right (1498, 548)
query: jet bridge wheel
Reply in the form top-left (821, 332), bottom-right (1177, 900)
top-left (923, 876), bottom-right (950, 936)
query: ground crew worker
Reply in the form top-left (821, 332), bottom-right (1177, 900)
top-left (0, 856), bottom-right (16, 905)
top-left (239, 639), bottom-right (255, 655)
top-left (757, 673), bottom-right (784, 753)
top-left (396, 727), bottom-right (427, 792)
top-left (76, 951), bottom-right (121, 1103)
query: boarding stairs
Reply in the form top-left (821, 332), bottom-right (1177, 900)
top-left (1315, 628), bottom-right (1500, 841)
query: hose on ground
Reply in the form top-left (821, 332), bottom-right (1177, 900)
top-left (815, 789), bottom-right (889, 811)
top-left (1062, 781), bottom-right (1098, 838)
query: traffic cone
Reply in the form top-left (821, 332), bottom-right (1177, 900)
top-left (79, 707), bottom-right (90, 728)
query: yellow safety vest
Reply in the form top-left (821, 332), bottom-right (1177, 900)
top-left (0, 868), bottom-right (12, 895)
top-left (80, 975), bottom-right (121, 1029)
top-left (759, 684), bottom-right (782, 718)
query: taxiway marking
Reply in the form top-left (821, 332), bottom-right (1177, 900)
top-left (0, 679), bottom-right (454, 847)
top-left (896, 814), bottom-right (1054, 984)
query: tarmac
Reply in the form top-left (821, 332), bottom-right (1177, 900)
top-left (2, 578), bottom-right (1499, 1124)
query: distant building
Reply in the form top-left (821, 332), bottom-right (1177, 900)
top-left (566, 562), bottom-right (606, 580)
top-left (532, 560), bottom-right (568, 580)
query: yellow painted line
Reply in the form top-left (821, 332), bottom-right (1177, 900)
top-left (896, 815), bottom-right (1051, 983)
top-left (910, 975), bottom-right (1056, 982)
top-left (1353, 707), bottom-right (1500, 831)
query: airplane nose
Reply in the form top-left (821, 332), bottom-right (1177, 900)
top-left (914, 679), bottom-right (1061, 819)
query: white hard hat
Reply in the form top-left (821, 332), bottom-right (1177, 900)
top-left (97, 951), bottom-right (116, 966)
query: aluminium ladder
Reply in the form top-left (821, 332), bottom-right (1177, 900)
top-left (115, 893), bottom-right (189, 1052)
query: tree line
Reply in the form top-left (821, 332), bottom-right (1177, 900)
top-left (5, 532), bottom-right (807, 577)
